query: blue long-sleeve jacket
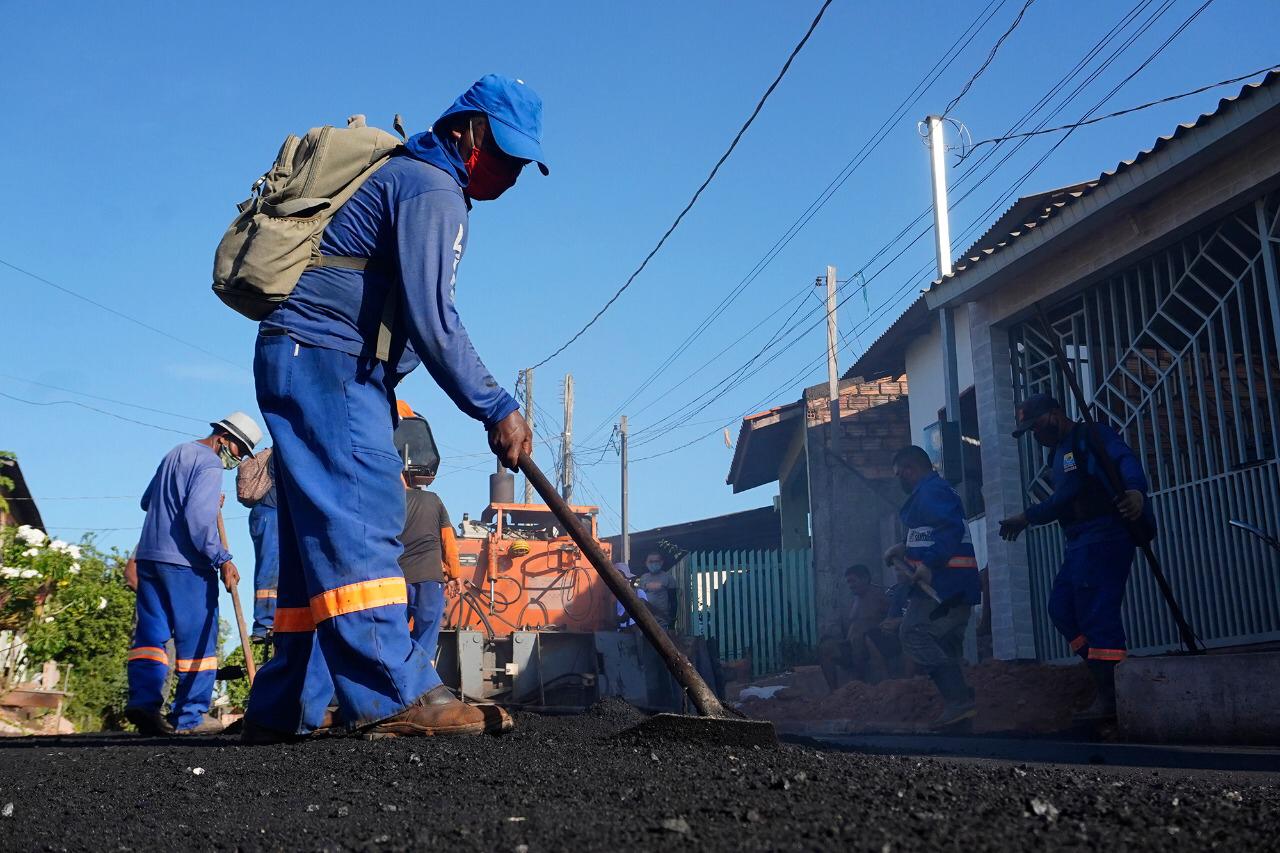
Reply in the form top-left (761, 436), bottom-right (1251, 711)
top-left (261, 131), bottom-right (518, 430)
top-left (1024, 422), bottom-right (1151, 546)
top-left (135, 442), bottom-right (232, 571)
top-left (900, 472), bottom-right (981, 605)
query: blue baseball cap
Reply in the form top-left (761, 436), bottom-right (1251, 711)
top-left (1012, 393), bottom-right (1063, 437)
top-left (438, 74), bottom-right (549, 175)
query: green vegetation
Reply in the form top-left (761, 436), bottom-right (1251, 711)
top-left (1, 524), bottom-right (134, 730)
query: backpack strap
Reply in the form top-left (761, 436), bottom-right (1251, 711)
top-left (309, 255), bottom-right (369, 271)
top-left (375, 286), bottom-right (399, 364)
top-left (305, 255), bottom-right (397, 362)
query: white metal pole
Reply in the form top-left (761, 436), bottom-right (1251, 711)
top-left (522, 368), bottom-right (534, 503)
top-left (825, 265), bottom-right (840, 429)
top-left (927, 114), bottom-right (962, 424)
top-left (562, 374), bottom-right (574, 502)
top-left (620, 415), bottom-right (629, 564)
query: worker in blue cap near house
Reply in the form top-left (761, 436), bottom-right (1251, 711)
top-left (127, 411), bottom-right (261, 735)
top-left (884, 445), bottom-right (981, 729)
top-left (999, 393), bottom-right (1152, 722)
top-left (241, 74), bottom-right (544, 743)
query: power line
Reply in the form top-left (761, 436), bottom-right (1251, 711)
top-left (0, 257), bottom-right (248, 372)
top-left (2, 495), bottom-right (140, 502)
top-left (0, 391), bottom-right (192, 436)
top-left (622, 0), bottom-right (1210, 461)
top-left (962, 62), bottom-right (1278, 155)
top-left (580, 0), bottom-right (1013, 444)
top-left (944, 0), bottom-right (1038, 116)
top-left (530, 0), bottom-right (835, 370)
top-left (0, 374), bottom-right (208, 425)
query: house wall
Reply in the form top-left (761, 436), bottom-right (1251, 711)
top-left (804, 390), bottom-right (911, 640)
top-left (963, 122), bottom-right (1280, 661)
top-left (903, 306), bottom-right (975, 445)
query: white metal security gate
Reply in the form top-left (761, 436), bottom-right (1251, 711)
top-left (1012, 191), bottom-right (1280, 660)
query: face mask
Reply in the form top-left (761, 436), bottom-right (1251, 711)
top-left (646, 563), bottom-right (662, 573)
top-left (464, 122), bottom-right (522, 200)
top-left (218, 444), bottom-right (241, 470)
top-left (1034, 418), bottom-right (1063, 448)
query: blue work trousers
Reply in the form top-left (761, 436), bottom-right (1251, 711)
top-left (1047, 537), bottom-right (1135, 662)
top-left (126, 560), bottom-right (219, 730)
top-left (249, 502), bottom-right (279, 638)
top-left (407, 580), bottom-right (446, 665)
top-left (244, 332), bottom-right (439, 734)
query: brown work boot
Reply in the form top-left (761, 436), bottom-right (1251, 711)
top-left (474, 703), bottom-right (515, 735)
top-left (241, 707), bottom-right (343, 745)
top-left (125, 707), bottom-right (174, 736)
top-left (359, 685), bottom-right (486, 739)
top-left (173, 714), bottom-right (225, 736)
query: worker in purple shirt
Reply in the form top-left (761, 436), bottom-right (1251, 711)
top-left (242, 75), bottom-right (544, 743)
top-left (999, 393), bottom-right (1153, 722)
top-left (127, 412), bottom-right (261, 735)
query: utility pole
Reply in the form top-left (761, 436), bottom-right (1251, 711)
top-left (521, 368), bottom-right (534, 503)
top-left (620, 415), bottom-right (630, 564)
top-left (561, 374), bottom-right (574, 502)
top-left (824, 265), bottom-right (840, 430)
top-left (926, 115), bottom-right (964, 486)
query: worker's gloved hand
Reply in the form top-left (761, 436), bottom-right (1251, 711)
top-left (220, 560), bottom-right (240, 593)
top-left (124, 557), bottom-right (138, 592)
top-left (488, 410), bottom-right (533, 471)
top-left (882, 543), bottom-right (906, 567)
top-left (1115, 489), bottom-right (1145, 521)
top-left (998, 513), bottom-right (1029, 541)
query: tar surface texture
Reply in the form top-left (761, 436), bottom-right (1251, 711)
top-left (0, 698), bottom-right (1275, 852)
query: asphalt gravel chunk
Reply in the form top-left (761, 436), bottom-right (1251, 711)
top-left (0, 698), bottom-right (1276, 852)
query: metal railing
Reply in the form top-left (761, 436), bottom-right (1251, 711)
top-left (675, 549), bottom-right (817, 678)
top-left (1012, 191), bottom-right (1280, 659)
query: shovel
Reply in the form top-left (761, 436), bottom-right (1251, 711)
top-left (518, 452), bottom-right (775, 746)
top-left (216, 509), bottom-right (256, 685)
top-left (891, 557), bottom-right (966, 621)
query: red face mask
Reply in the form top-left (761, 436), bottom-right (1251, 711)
top-left (465, 143), bottom-right (522, 201)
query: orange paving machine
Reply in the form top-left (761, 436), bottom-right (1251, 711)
top-left (435, 470), bottom-right (678, 711)
top-left (396, 409), bottom-right (716, 711)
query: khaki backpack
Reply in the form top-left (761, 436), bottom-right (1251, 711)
top-left (211, 115), bottom-right (405, 359)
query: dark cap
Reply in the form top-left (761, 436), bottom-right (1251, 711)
top-left (1012, 393), bottom-right (1062, 437)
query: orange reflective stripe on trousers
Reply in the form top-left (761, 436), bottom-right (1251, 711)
top-left (271, 576), bottom-right (408, 633)
top-left (175, 657), bottom-right (219, 673)
top-left (128, 646), bottom-right (169, 665)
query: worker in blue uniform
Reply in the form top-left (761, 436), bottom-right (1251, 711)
top-left (127, 412), bottom-right (261, 735)
top-left (241, 75), bottom-right (543, 743)
top-left (236, 447), bottom-right (279, 642)
top-left (884, 445), bottom-right (981, 729)
top-left (1000, 394), bottom-right (1152, 721)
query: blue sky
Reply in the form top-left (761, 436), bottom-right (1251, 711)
top-left (3, 0), bottom-right (1276, 624)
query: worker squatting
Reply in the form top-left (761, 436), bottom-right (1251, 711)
top-left (121, 74), bottom-right (1154, 738)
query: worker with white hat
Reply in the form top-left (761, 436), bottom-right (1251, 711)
top-left (125, 411), bottom-right (261, 735)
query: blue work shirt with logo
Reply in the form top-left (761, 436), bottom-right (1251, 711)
top-left (1024, 422), bottom-right (1150, 547)
top-left (900, 471), bottom-right (981, 605)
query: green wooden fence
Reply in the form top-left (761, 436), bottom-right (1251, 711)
top-left (676, 549), bottom-right (817, 678)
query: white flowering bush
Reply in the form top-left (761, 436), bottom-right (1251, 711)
top-left (0, 524), bottom-right (134, 729)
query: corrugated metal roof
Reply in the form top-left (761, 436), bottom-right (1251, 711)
top-left (933, 68), bottom-right (1280, 287)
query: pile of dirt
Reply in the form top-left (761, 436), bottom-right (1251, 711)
top-left (741, 659), bottom-right (1093, 734)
